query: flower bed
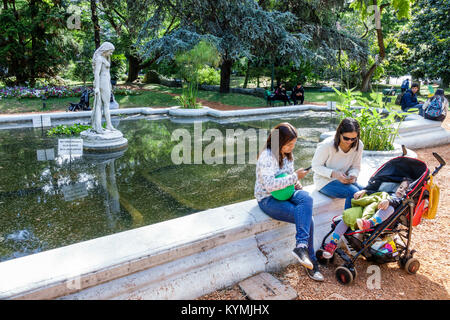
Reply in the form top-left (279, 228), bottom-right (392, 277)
top-left (0, 86), bottom-right (141, 100)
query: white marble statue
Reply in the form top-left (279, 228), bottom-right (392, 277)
top-left (91, 42), bottom-right (116, 133)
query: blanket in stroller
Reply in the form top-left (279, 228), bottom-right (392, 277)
top-left (343, 191), bottom-right (390, 230)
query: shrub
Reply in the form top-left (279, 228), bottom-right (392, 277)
top-left (197, 67), bottom-right (220, 85)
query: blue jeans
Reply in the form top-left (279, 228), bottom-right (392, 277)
top-left (403, 103), bottom-right (423, 115)
top-left (319, 180), bottom-right (364, 209)
top-left (258, 190), bottom-right (316, 262)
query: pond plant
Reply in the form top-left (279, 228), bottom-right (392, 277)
top-left (333, 87), bottom-right (409, 151)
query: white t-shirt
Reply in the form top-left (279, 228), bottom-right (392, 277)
top-left (311, 136), bottom-right (363, 191)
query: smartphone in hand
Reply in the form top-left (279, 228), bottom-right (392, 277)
top-left (304, 166), bottom-right (312, 171)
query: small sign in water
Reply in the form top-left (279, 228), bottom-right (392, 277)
top-left (61, 182), bottom-right (88, 202)
top-left (58, 139), bottom-right (83, 157)
top-left (32, 115), bottom-right (51, 128)
top-left (36, 148), bottom-right (55, 161)
top-left (327, 101), bottom-right (337, 109)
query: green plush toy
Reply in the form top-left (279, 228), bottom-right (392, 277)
top-left (271, 173), bottom-right (295, 200)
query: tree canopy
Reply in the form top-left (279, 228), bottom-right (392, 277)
top-left (0, 0), bottom-right (448, 89)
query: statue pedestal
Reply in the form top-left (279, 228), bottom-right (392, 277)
top-left (80, 129), bottom-right (128, 153)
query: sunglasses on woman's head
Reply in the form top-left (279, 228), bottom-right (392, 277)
top-left (341, 135), bottom-right (357, 142)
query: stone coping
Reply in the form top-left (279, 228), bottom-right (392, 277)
top-left (0, 105), bottom-right (336, 125)
top-left (0, 149), bottom-right (415, 300)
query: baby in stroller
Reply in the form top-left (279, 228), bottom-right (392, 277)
top-left (322, 177), bottom-right (411, 259)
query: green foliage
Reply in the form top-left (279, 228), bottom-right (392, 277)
top-left (46, 124), bottom-right (91, 137)
top-left (0, 1), bottom-right (76, 85)
top-left (175, 41), bottom-right (220, 83)
top-left (332, 87), bottom-right (408, 151)
top-left (174, 41), bottom-right (220, 108)
top-left (197, 67), bottom-right (220, 85)
top-left (175, 82), bottom-right (199, 109)
top-left (401, 0), bottom-right (450, 87)
top-left (110, 54), bottom-right (127, 81)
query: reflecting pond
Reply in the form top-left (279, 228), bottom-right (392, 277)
top-left (0, 111), bottom-right (338, 262)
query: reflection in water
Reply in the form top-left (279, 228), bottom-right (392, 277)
top-left (0, 112), bottom-right (338, 261)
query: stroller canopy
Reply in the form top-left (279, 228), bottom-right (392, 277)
top-left (367, 157), bottom-right (429, 195)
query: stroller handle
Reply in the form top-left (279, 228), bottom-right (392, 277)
top-left (431, 152), bottom-right (446, 176)
top-left (433, 152), bottom-right (446, 166)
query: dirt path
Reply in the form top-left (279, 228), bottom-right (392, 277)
top-left (199, 117), bottom-right (450, 300)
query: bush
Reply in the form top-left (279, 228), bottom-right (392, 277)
top-left (197, 67), bottom-right (220, 85)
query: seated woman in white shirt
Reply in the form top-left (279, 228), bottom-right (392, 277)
top-left (311, 117), bottom-right (364, 209)
top-left (311, 117), bottom-right (364, 258)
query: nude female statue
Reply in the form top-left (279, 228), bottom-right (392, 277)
top-left (91, 42), bottom-right (116, 133)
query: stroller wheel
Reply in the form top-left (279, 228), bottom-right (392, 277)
top-left (349, 265), bottom-right (357, 279)
top-left (316, 249), bottom-right (335, 265)
top-left (335, 266), bottom-right (353, 285)
top-left (404, 258), bottom-right (420, 275)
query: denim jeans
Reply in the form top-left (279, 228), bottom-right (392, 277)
top-left (258, 190), bottom-right (316, 262)
top-left (403, 103), bottom-right (424, 115)
top-left (319, 180), bottom-right (364, 209)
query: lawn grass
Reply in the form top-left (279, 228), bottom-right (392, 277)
top-left (0, 81), bottom-right (440, 114)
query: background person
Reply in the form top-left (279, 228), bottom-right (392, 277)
top-left (291, 82), bottom-right (305, 105)
top-left (422, 88), bottom-right (448, 122)
top-left (401, 78), bottom-right (410, 93)
top-left (401, 82), bottom-right (424, 114)
top-left (273, 83), bottom-right (291, 106)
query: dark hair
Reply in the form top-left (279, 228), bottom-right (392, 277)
top-left (401, 177), bottom-right (413, 186)
top-left (263, 122), bottom-right (298, 168)
top-left (411, 82), bottom-right (420, 89)
top-left (435, 88), bottom-right (445, 96)
top-left (334, 118), bottom-right (360, 151)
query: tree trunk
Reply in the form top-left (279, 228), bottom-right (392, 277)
top-left (360, 0), bottom-right (386, 92)
top-left (90, 0), bottom-right (101, 49)
top-left (243, 60), bottom-right (250, 88)
top-left (30, 0), bottom-right (37, 86)
top-left (127, 54), bottom-right (141, 83)
top-left (220, 59), bottom-right (233, 93)
top-left (361, 63), bottom-right (377, 92)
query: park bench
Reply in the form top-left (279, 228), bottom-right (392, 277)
top-left (264, 90), bottom-right (292, 107)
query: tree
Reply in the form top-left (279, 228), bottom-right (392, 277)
top-left (254, 0), bottom-right (367, 88)
top-left (90, 0), bottom-right (100, 49)
top-left (401, 0), bottom-right (450, 88)
top-left (350, 0), bottom-right (412, 92)
top-left (0, 0), bottom-right (75, 85)
top-left (99, 0), bottom-right (178, 83)
top-left (139, 0), bottom-right (313, 93)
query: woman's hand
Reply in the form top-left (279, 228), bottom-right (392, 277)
top-left (354, 190), bottom-right (367, 199)
top-left (294, 181), bottom-right (303, 190)
top-left (378, 199), bottom-right (390, 210)
top-left (347, 175), bottom-right (357, 184)
top-left (295, 168), bottom-right (310, 180)
top-left (332, 171), bottom-right (352, 184)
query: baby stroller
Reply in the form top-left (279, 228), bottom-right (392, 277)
top-left (67, 89), bottom-right (91, 112)
top-left (316, 146), bottom-right (445, 285)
